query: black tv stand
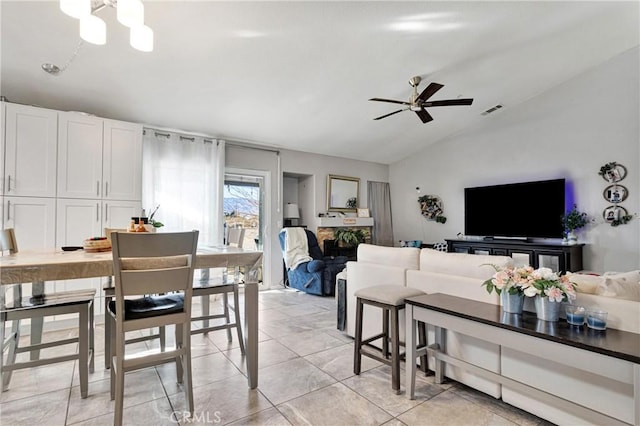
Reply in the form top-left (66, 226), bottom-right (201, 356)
top-left (445, 239), bottom-right (583, 274)
top-left (483, 236), bottom-right (530, 242)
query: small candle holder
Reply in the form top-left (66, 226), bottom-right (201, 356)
top-left (587, 310), bottom-right (608, 330)
top-left (565, 305), bottom-right (585, 326)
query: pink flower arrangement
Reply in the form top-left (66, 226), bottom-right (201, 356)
top-left (482, 265), bottom-right (577, 302)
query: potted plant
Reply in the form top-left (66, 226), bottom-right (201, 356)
top-left (148, 205), bottom-right (164, 231)
top-left (481, 264), bottom-right (532, 314)
top-left (334, 228), bottom-right (366, 247)
top-left (522, 267), bottom-right (577, 322)
top-left (562, 205), bottom-right (588, 244)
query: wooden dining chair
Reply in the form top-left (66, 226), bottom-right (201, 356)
top-left (109, 231), bottom-right (198, 426)
top-left (191, 227), bottom-right (245, 352)
top-left (102, 228), bottom-right (166, 370)
top-left (0, 228), bottom-right (95, 397)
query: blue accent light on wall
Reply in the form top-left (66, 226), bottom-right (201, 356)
top-left (565, 180), bottom-right (575, 213)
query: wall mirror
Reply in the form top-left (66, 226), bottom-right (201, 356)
top-left (327, 175), bottom-right (360, 212)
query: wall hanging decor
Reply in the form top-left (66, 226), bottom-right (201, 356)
top-left (598, 161), bottom-right (634, 227)
top-left (598, 161), bottom-right (627, 183)
top-left (418, 195), bottom-right (446, 224)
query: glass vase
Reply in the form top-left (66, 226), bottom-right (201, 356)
top-left (500, 291), bottom-right (525, 314)
top-left (534, 295), bottom-right (561, 322)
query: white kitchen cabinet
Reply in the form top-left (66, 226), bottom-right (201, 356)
top-left (57, 113), bottom-right (142, 201)
top-left (56, 199), bottom-right (141, 246)
top-left (57, 113), bottom-right (103, 199)
top-left (104, 200), bottom-right (142, 229)
top-left (55, 198), bottom-right (140, 312)
top-left (103, 120), bottom-right (142, 201)
top-left (3, 103), bottom-right (58, 197)
top-left (3, 196), bottom-right (56, 250)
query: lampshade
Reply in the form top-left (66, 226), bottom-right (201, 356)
top-left (60, 0), bottom-right (90, 19)
top-left (117, 0), bottom-right (144, 28)
top-left (130, 24), bottom-right (154, 52)
top-left (79, 15), bottom-right (106, 45)
top-left (284, 203), bottom-right (300, 219)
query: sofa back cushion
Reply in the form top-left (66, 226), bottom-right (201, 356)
top-left (419, 249), bottom-right (513, 280)
top-left (357, 244), bottom-right (420, 270)
top-left (595, 270), bottom-right (640, 301)
top-left (565, 272), bottom-right (602, 294)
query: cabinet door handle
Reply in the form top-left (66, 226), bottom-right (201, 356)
top-left (105, 203), bottom-right (108, 222)
top-left (97, 181), bottom-right (100, 197)
top-left (96, 203), bottom-right (100, 222)
top-left (7, 200), bottom-right (10, 220)
top-left (105, 182), bottom-right (109, 197)
top-left (7, 175), bottom-right (11, 192)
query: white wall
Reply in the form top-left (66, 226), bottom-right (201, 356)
top-left (226, 146), bottom-right (388, 288)
top-left (390, 47), bottom-right (639, 273)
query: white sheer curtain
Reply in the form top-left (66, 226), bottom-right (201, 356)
top-left (142, 129), bottom-right (225, 246)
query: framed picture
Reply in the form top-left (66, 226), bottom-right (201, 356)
top-left (603, 205), bottom-right (627, 223)
top-left (603, 185), bottom-right (627, 204)
top-left (357, 208), bottom-right (370, 218)
top-left (600, 163), bottom-right (627, 183)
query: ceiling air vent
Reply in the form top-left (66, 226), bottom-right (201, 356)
top-left (481, 104), bottom-right (503, 116)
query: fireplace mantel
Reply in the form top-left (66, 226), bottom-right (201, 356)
top-left (318, 217), bottom-right (374, 227)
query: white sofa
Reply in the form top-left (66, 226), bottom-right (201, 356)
top-left (345, 244), bottom-right (640, 426)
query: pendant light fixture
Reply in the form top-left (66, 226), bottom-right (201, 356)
top-left (60, 0), bottom-right (153, 52)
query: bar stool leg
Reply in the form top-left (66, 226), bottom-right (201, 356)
top-left (390, 306), bottom-right (400, 394)
top-left (418, 321), bottom-right (428, 374)
top-left (353, 297), bottom-right (364, 375)
top-left (382, 308), bottom-right (389, 359)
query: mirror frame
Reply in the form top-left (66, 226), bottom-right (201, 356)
top-left (327, 174), bottom-right (360, 212)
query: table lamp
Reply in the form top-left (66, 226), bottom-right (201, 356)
top-left (284, 203), bottom-right (300, 226)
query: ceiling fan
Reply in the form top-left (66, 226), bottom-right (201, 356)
top-left (369, 76), bottom-right (473, 123)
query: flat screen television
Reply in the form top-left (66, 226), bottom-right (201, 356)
top-left (465, 179), bottom-right (565, 239)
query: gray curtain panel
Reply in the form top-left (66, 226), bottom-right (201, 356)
top-left (367, 181), bottom-right (394, 246)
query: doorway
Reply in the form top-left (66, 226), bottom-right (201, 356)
top-left (224, 175), bottom-right (261, 249)
top-left (224, 169), bottom-right (270, 287)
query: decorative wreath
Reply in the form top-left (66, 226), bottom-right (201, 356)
top-left (418, 195), bottom-right (446, 224)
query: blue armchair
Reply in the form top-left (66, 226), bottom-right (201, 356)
top-left (279, 229), bottom-right (348, 296)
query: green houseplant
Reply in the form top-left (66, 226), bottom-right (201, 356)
top-left (334, 228), bottom-right (366, 247)
top-left (562, 205), bottom-right (587, 244)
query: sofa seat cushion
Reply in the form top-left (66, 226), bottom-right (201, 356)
top-left (355, 285), bottom-right (425, 306)
top-left (419, 249), bottom-right (513, 280)
top-left (357, 244), bottom-right (420, 270)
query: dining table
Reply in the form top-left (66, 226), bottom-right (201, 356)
top-left (0, 245), bottom-right (263, 389)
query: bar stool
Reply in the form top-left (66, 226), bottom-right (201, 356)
top-left (353, 285), bottom-right (427, 394)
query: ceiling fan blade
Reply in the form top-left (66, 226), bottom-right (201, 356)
top-left (373, 109), bottom-right (406, 120)
top-left (415, 109), bottom-right (433, 123)
top-left (416, 83), bottom-right (444, 102)
top-left (369, 98), bottom-right (411, 106)
top-left (425, 98), bottom-right (474, 107)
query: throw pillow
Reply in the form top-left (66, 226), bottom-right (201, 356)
top-left (595, 270), bottom-right (640, 302)
top-left (566, 272), bottom-right (603, 294)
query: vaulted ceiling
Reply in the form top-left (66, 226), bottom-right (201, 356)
top-left (1, 1), bottom-right (638, 164)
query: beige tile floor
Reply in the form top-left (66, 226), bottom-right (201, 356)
top-left (0, 288), bottom-right (552, 425)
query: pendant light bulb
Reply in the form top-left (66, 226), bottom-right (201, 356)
top-left (117, 0), bottom-right (144, 28)
top-left (60, 0), bottom-right (91, 19)
top-left (130, 24), bottom-right (153, 52)
top-left (80, 15), bottom-right (107, 45)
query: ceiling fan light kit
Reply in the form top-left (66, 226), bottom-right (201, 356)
top-left (60, 0), bottom-right (153, 52)
top-left (370, 76), bottom-right (473, 123)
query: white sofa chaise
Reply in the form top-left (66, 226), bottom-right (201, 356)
top-left (345, 244), bottom-right (640, 426)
